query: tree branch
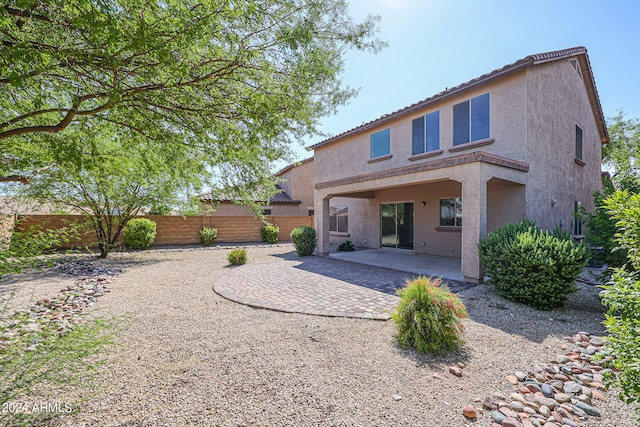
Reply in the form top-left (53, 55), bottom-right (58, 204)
top-left (0, 163), bottom-right (57, 184)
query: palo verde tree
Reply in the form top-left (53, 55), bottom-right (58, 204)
top-left (16, 122), bottom-right (210, 258)
top-left (0, 0), bottom-right (384, 188)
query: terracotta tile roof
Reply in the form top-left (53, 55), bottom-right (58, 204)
top-left (201, 184), bottom-right (301, 205)
top-left (310, 46), bottom-right (608, 150)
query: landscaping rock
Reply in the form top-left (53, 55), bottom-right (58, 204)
top-left (506, 375), bottom-right (519, 385)
top-left (575, 401), bottom-right (601, 417)
top-left (502, 417), bottom-right (523, 427)
top-left (449, 366), bottom-right (463, 377)
top-left (483, 396), bottom-right (500, 410)
top-left (462, 404), bottom-right (476, 419)
top-left (541, 383), bottom-right (554, 398)
top-left (491, 410), bottom-right (507, 424)
top-left (0, 260), bottom-right (117, 350)
top-left (478, 331), bottom-right (616, 427)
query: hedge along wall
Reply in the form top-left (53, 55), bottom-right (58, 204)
top-left (15, 214), bottom-right (314, 249)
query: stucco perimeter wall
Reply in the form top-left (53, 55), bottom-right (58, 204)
top-left (314, 71), bottom-right (528, 185)
top-left (525, 58), bottom-right (603, 232)
top-left (16, 215), bottom-right (313, 249)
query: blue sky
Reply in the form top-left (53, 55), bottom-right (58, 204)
top-left (288, 0), bottom-right (640, 163)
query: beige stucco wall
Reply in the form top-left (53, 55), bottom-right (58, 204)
top-left (289, 159), bottom-right (315, 215)
top-left (486, 178), bottom-right (527, 232)
top-left (524, 58), bottom-right (603, 233)
top-left (314, 71), bottom-right (528, 186)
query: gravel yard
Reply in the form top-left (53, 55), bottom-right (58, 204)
top-left (1, 244), bottom-right (637, 426)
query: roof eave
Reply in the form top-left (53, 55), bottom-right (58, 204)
top-left (310, 59), bottom-right (533, 150)
top-left (310, 46), bottom-right (610, 149)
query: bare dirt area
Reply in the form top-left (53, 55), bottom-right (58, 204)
top-left (1, 244), bottom-right (636, 427)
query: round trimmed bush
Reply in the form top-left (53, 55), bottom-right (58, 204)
top-left (228, 248), bottom-right (247, 265)
top-left (261, 223), bottom-right (279, 244)
top-left (392, 276), bottom-right (468, 354)
top-left (199, 226), bottom-right (218, 246)
top-left (290, 226), bottom-right (316, 256)
top-left (123, 218), bottom-right (156, 249)
top-left (478, 220), bottom-right (590, 310)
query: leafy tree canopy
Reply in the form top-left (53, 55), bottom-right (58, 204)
top-left (602, 110), bottom-right (640, 192)
top-left (1, 0), bottom-right (384, 188)
top-left (16, 120), bottom-right (210, 257)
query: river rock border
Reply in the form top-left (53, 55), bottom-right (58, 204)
top-left (0, 261), bottom-right (118, 350)
top-left (462, 332), bottom-right (616, 427)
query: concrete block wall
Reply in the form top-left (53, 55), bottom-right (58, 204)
top-left (15, 214), bottom-right (314, 249)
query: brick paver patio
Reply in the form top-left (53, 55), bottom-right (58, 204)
top-left (213, 254), bottom-right (474, 320)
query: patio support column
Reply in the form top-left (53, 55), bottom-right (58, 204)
top-left (461, 166), bottom-right (488, 283)
top-left (315, 195), bottom-right (331, 256)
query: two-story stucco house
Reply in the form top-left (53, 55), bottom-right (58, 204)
top-left (201, 156), bottom-right (315, 216)
top-left (312, 47), bottom-right (608, 283)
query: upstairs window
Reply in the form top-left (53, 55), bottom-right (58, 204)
top-left (575, 124), bottom-right (583, 161)
top-left (370, 128), bottom-right (391, 158)
top-left (453, 93), bottom-right (490, 146)
top-left (330, 206), bottom-right (348, 233)
top-left (412, 111), bottom-right (440, 155)
top-left (440, 198), bottom-right (462, 227)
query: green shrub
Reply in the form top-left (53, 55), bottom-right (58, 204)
top-left (2, 221), bottom-right (78, 279)
top-left (578, 182), bottom-right (628, 269)
top-left (290, 226), bottom-right (316, 256)
top-left (337, 240), bottom-right (355, 252)
top-left (391, 276), bottom-right (468, 354)
top-left (478, 220), bottom-right (590, 310)
top-left (228, 248), bottom-right (247, 265)
top-left (123, 218), bottom-right (156, 249)
top-left (199, 226), bottom-right (218, 246)
top-left (600, 190), bottom-right (640, 414)
top-left (261, 223), bottom-right (279, 244)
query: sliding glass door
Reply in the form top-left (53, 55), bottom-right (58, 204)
top-left (380, 202), bottom-right (414, 250)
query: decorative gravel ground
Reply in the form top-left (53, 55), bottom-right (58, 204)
top-left (1, 244), bottom-right (637, 426)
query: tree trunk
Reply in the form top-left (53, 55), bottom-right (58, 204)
top-left (98, 242), bottom-right (109, 259)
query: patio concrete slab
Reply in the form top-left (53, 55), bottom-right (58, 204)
top-left (213, 252), bottom-right (474, 320)
top-left (329, 249), bottom-right (464, 282)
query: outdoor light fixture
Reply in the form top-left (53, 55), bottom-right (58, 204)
top-left (420, 201), bottom-right (426, 207)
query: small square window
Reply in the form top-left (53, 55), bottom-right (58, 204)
top-left (329, 206), bottom-right (348, 233)
top-left (440, 198), bottom-right (462, 227)
top-left (371, 128), bottom-right (391, 158)
top-left (262, 208), bottom-right (272, 216)
top-left (308, 209), bottom-right (314, 216)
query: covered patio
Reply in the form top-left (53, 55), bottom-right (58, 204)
top-left (329, 248), bottom-right (464, 282)
top-left (315, 154), bottom-right (530, 283)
